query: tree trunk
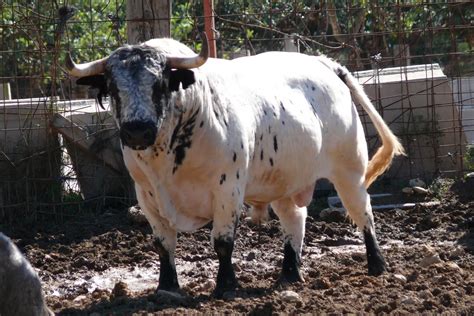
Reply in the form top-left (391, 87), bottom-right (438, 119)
top-left (126, 0), bottom-right (171, 44)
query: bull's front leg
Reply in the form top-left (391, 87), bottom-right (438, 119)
top-left (136, 187), bottom-right (179, 291)
top-left (211, 188), bottom-right (242, 297)
top-left (153, 225), bottom-right (179, 291)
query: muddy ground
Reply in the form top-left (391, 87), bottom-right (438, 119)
top-left (2, 179), bottom-right (473, 315)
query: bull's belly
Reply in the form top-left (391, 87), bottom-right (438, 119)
top-left (244, 146), bottom-right (324, 205)
top-left (161, 184), bottom-right (215, 232)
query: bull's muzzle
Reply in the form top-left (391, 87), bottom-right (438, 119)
top-left (120, 120), bottom-right (157, 150)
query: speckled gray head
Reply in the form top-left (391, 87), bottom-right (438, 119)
top-left (66, 34), bottom-right (209, 150)
top-left (106, 46), bottom-right (168, 150)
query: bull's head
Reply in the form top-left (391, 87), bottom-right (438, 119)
top-left (66, 35), bottom-right (208, 150)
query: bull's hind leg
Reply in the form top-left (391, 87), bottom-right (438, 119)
top-left (271, 198), bottom-right (307, 283)
top-left (330, 172), bottom-right (386, 276)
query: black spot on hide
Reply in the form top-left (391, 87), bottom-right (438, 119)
top-left (236, 170), bottom-right (239, 179)
top-left (311, 86), bottom-right (315, 91)
top-left (260, 150), bottom-right (264, 161)
top-left (282, 121), bottom-right (285, 125)
top-left (213, 110), bottom-right (219, 119)
top-left (269, 158), bottom-right (274, 166)
top-left (240, 142), bottom-right (244, 149)
top-left (280, 102), bottom-right (286, 112)
top-left (273, 135), bottom-right (278, 152)
top-left (233, 152), bottom-right (237, 162)
top-left (199, 121), bottom-right (204, 128)
top-left (169, 108), bottom-right (199, 173)
top-left (219, 174), bottom-right (227, 185)
top-left (148, 191), bottom-right (153, 197)
top-left (263, 110), bottom-right (267, 115)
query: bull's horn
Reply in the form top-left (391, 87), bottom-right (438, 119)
top-left (65, 53), bottom-right (108, 77)
top-left (167, 32), bottom-right (209, 69)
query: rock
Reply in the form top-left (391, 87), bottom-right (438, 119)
top-left (73, 294), bottom-right (87, 303)
top-left (419, 290), bottom-right (434, 300)
top-left (402, 187), bottom-right (414, 194)
top-left (409, 178), bottom-right (426, 188)
top-left (401, 296), bottom-right (421, 305)
top-left (465, 172), bottom-right (474, 179)
top-left (442, 261), bottom-right (462, 272)
top-left (420, 254), bottom-right (442, 268)
top-left (246, 251), bottom-right (257, 261)
top-left (392, 273), bottom-right (407, 283)
top-left (319, 207), bottom-right (347, 222)
top-left (412, 186), bottom-right (429, 195)
top-left (313, 277), bottom-right (331, 289)
top-left (111, 281), bottom-right (130, 299)
top-left (449, 248), bottom-right (464, 259)
top-left (280, 290), bottom-right (301, 303)
top-left (200, 279), bottom-right (216, 292)
top-left (127, 205), bottom-right (148, 224)
top-left (243, 216), bottom-right (254, 226)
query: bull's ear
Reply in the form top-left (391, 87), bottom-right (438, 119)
top-left (76, 75), bottom-right (108, 109)
top-left (169, 69), bottom-right (196, 91)
top-left (76, 74), bottom-right (106, 89)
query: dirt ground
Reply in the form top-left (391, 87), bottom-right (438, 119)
top-left (3, 178), bottom-right (473, 315)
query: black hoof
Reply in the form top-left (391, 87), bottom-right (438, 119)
top-left (280, 242), bottom-right (304, 284)
top-left (213, 281), bottom-right (239, 299)
top-left (156, 284), bottom-right (181, 293)
top-left (364, 229), bottom-right (387, 276)
top-left (368, 256), bottom-right (387, 276)
top-left (279, 270), bottom-right (305, 284)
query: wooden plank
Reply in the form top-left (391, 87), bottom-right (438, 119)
top-left (51, 113), bottom-right (123, 172)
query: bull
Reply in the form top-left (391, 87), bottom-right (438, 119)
top-left (66, 34), bottom-right (404, 297)
top-left (0, 233), bottom-right (53, 315)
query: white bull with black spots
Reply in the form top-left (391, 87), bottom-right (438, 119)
top-left (66, 34), bottom-right (404, 297)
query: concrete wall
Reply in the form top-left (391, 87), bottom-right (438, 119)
top-left (355, 64), bottom-right (468, 180)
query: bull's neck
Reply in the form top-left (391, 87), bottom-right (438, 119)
top-left (151, 84), bottom-right (207, 168)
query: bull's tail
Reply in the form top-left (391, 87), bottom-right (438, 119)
top-left (321, 57), bottom-right (405, 188)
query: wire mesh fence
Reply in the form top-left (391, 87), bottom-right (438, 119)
top-left (0, 1), bottom-right (473, 224)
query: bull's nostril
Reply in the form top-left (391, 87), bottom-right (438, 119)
top-left (144, 130), bottom-right (153, 141)
top-left (123, 130), bottom-right (133, 141)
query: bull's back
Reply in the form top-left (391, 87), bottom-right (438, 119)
top-left (200, 53), bottom-right (357, 202)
